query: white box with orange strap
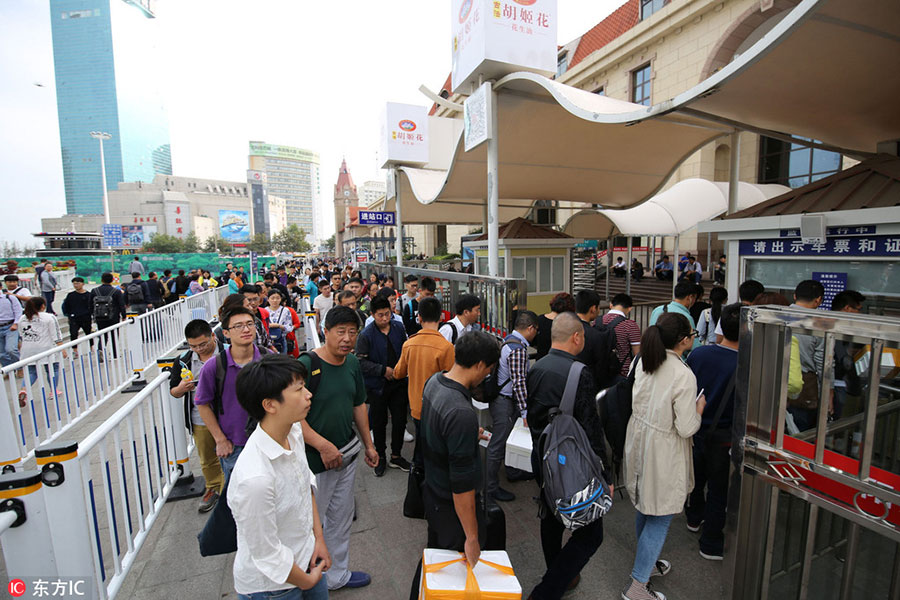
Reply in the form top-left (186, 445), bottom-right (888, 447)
top-left (419, 548), bottom-right (521, 599)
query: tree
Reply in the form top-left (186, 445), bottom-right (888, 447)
top-left (142, 234), bottom-right (183, 253)
top-left (272, 225), bottom-right (311, 253)
top-left (247, 232), bottom-right (273, 255)
top-left (181, 231), bottom-right (199, 253)
top-left (324, 234), bottom-right (335, 252)
top-left (202, 235), bottom-right (232, 253)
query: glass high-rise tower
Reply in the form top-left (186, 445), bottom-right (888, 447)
top-left (50, 0), bottom-right (172, 215)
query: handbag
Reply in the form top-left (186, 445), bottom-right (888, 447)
top-left (403, 463), bottom-right (425, 519)
top-left (197, 477), bottom-right (237, 556)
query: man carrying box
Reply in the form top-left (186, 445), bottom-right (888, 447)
top-left (409, 331), bottom-right (501, 600)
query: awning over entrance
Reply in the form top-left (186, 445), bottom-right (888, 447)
top-left (563, 179), bottom-right (789, 237)
top-left (392, 0), bottom-right (899, 222)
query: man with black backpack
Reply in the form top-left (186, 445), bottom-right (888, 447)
top-left (124, 272), bottom-right (150, 314)
top-left (685, 303), bottom-right (741, 562)
top-left (91, 273), bottom-right (126, 360)
top-left (485, 310), bottom-right (538, 504)
top-left (598, 293), bottom-right (642, 379)
top-left (574, 290), bottom-right (605, 391)
top-left (526, 312), bottom-right (610, 600)
top-left (193, 307), bottom-right (264, 482)
top-left (439, 294), bottom-right (481, 344)
top-left (169, 319), bottom-right (225, 513)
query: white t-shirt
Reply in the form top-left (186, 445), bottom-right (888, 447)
top-left (313, 294), bottom-right (334, 322)
top-left (17, 313), bottom-right (62, 362)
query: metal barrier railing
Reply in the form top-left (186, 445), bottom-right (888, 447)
top-left (300, 295), bottom-right (321, 351)
top-left (16, 268), bottom-right (77, 297)
top-left (358, 263), bottom-right (526, 338)
top-left (729, 306), bottom-right (900, 600)
top-left (0, 287), bottom-right (225, 469)
top-left (0, 373), bottom-right (180, 600)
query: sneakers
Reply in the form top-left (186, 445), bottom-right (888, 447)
top-left (404, 429), bottom-right (414, 443)
top-left (686, 519), bottom-right (703, 533)
top-left (198, 489), bottom-right (219, 513)
top-left (389, 456), bottom-right (411, 472)
top-left (622, 579), bottom-right (667, 600)
top-left (650, 560), bottom-right (671, 578)
top-left (699, 549), bottom-right (724, 561)
top-left (374, 455), bottom-right (387, 477)
top-left (344, 571), bottom-right (371, 588)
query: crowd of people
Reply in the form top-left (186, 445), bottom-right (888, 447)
top-left (0, 250), bottom-right (871, 600)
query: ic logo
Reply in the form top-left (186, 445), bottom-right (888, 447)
top-left (8, 579), bottom-right (26, 597)
top-left (398, 120), bottom-right (417, 132)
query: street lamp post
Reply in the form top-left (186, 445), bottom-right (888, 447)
top-left (89, 131), bottom-right (112, 224)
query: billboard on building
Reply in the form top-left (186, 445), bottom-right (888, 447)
top-left (248, 142), bottom-right (320, 164)
top-left (379, 103), bottom-right (429, 168)
top-left (219, 210), bottom-right (251, 243)
top-left (164, 201), bottom-right (191, 239)
top-left (451, 0), bottom-right (557, 93)
top-left (248, 170), bottom-right (270, 239)
top-left (121, 225), bottom-right (157, 248)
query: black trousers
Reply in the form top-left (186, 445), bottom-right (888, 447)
top-left (685, 434), bottom-right (730, 556)
top-left (68, 316), bottom-right (92, 343)
top-left (95, 319), bottom-right (118, 357)
top-left (368, 381), bottom-right (408, 458)
top-left (409, 485), bottom-right (486, 600)
top-left (531, 502), bottom-right (604, 600)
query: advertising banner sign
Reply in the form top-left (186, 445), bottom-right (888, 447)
top-left (739, 235), bottom-right (900, 257)
top-left (121, 226), bottom-right (145, 248)
top-left (219, 210), bottom-right (251, 243)
top-left (358, 211), bottom-right (396, 226)
top-left (451, 0), bottom-right (557, 94)
top-left (380, 103), bottom-right (429, 168)
top-left (464, 82), bottom-right (493, 152)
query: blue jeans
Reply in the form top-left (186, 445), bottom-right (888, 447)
top-left (632, 512), bottom-right (674, 583)
top-left (237, 578), bottom-right (328, 600)
top-left (0, 323), bottom-right (19, 367)
top-left (219, 444), bottom-right (245, 482)
top-left (28, 363), bottom-right (61, 387)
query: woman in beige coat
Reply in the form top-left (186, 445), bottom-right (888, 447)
top-left (622, 312), bottom-right (705, 600)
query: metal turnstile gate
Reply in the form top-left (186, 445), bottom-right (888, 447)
top-left (728, 306), bottom-right (900, 599)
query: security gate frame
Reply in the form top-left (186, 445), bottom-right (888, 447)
top-left (729, 306), bottom-right (900, 600)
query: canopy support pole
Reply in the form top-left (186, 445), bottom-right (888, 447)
top-left (707, 232), bottom-right (712, 277)
top-left (673, 234), bottom-right (680, 299)
top-left (650, 237), bottom-right (656, 277)
top-left (727, 131), bottom-right (742, 299)
top-left (605, 237), bottom-right (611, 301)
top-left (626, 237), bottom-right (633, 297)
top-left (395, 168), bottom-right (403, 268)
top-left (487, 89), bottom-right (500, 277)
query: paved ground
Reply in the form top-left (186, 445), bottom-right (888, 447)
top-left (113, 434), bottom-right (727, 600)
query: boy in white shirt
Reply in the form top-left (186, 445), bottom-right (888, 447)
top-left (229, 354), bottom-right (331, 599)
top-left (313, 281), bottom-right (334, 328)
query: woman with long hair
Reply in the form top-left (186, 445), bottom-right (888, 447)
top-left (533, 292), bottom-right (575, 360)
top-left (17, 296), bottom-right (66, 407)
top-left (622, 312), bottom-right (705, 600)
top-left (696, 287), bottom-right (728, 345)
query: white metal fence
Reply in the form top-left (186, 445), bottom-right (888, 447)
top-left (16, 267), bottom-right (77, 296)
top-left (0, 287), bottom-right (228, 469)
top-left (0, 372), bottom-right (182, 600)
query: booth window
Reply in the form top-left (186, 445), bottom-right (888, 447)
top-left (512, 256), bottom-right (565, 293)
top-left (758, 136), bottom-right (842, 188)
top-left (632, 64), bottom-right (652, 106)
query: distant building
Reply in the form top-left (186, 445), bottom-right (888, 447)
top-left (333, 159), bottom-right (359, 261)
top-left (248, 142), bottom-right (320, 242)
top-left (50, 0), bottom-right (172, 215)
top-left (359, 180), bottom-right (386, 207)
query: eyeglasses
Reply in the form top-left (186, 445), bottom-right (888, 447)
top-left (689, 330), bottom-right (699, 338)
top-left (188, 339), bottom-right (212, 351)
top-left (227, 322), bottom-right (255, 332)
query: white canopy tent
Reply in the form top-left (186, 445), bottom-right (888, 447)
top-left (387, 0), bottom-right (899, 293)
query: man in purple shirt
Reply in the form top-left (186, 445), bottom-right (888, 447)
top-left (194, 306), bottom-right (262, 480)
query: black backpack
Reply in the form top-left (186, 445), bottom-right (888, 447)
top-left (479, 336), bottom-right (526, 404)
top-left (93, 287), bottom-right (115, 320)
top-left (237, 350), bottom-right (323, 437)
top-left (126, 281), bottom-right (144, 304)
top-left (538, 361), bottom-right (613, 530)
top-left (440, 320), bottom-right (460, 344)
top-left (599, 354), bottom-right (640, 485)
top-left (594, 315), bottom-right (629, 386)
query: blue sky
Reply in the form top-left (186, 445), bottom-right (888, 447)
top-left (0, 1), bottom-right (621, 245)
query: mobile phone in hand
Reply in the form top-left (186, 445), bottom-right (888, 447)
top-left (696, 388), bottom-right (705, 402)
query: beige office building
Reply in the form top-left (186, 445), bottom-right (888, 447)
top-left (248, 142), bottom-right (321, 243)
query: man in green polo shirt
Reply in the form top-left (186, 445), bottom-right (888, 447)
top-left (300, 305), bottom-right (378, 591)
top-left (649, 281), bottom-right (701, 351)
